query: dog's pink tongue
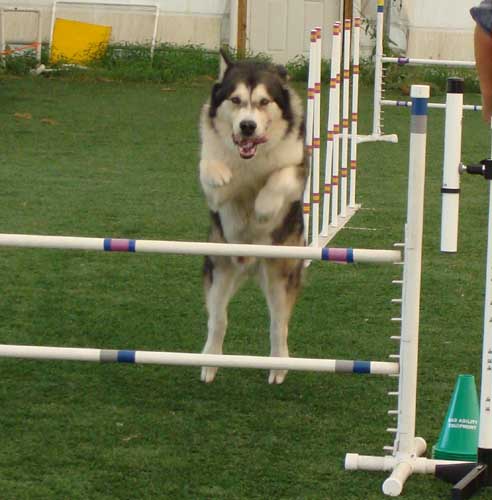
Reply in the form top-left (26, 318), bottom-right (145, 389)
top-left (239, 141), bottom-right (256, 158)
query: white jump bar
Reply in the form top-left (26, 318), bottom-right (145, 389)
top-left (382, 100), bottom-right (482, 112)
top-left (382, 57), bottom-right (475, 68)
top-left (0, 345), bottom-right (400, 375)
top-left (0, 234), bottom-right (402, 264)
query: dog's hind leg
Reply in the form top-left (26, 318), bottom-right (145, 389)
top-left (202, 257), bottom-right (243, 383)
top-left (260, 258), bottom-right (304, 384)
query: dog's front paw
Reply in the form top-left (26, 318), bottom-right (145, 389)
top-left (200, 160), bottom-right (232, 188)
top-left (254, 191), bottom-right (283, 223)
top-left (201, 366), bottom-right (218, 383)
top-left (269, 369), bottom-right (288, 385)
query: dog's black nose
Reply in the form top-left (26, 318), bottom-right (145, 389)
top-left (239, 120), bottom-right (257, 136)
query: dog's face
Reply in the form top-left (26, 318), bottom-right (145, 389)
top-left (209, 53), bottom-right (293, 160)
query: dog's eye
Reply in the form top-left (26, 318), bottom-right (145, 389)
top-left (259, 98), bottom-right (270, 107)
top-left (231, 96), bottom-right (241, 105)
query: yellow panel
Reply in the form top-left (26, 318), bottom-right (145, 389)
top-left (51, 18), bottom-right (112, 64)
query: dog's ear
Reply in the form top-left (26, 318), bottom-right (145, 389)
top-left (220, 47), bottom-right (234, 69)
top-left (209, 82), bottom-right (225, 118)
top-left (276, 64), bottom-right (289, 82)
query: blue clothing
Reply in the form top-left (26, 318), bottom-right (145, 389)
top-left (471, 0), bottom-right (492, 33)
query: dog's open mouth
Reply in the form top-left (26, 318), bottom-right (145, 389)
top-left (232, 135), bottom-right (268, 159)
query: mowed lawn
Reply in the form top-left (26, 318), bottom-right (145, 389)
top-left (0, 74), bottom-right (491, 499)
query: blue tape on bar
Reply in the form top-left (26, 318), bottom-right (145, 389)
top-left (377, 5), bottom-right (384, 12)
top-left (347, 248), bottom-right (354, 263)
top-left (353, 360), bottom-right (371, 374)
top-left (321, 248), bottom-right (329, 261)
top-left (117, 350), bottom-right (136, 363)
top-left (128, 240), bottom-right (136, 252)
top-left (103, 238), bottom-right (111, 251)
top-left (411, 97), bottom-right (428, 116)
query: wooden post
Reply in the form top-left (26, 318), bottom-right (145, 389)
top-left (237, 0), bottom-right (247, 58)
top-left (343, 0), bottom-right (353, 20)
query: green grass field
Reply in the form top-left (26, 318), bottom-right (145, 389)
top-left (0, 74), bottom-right (491, 499)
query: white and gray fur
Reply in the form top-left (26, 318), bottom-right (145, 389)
top-left (199, 51), bottom-right (308, 384)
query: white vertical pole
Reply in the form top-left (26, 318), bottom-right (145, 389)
top-left (372, 0), bottom-right (385, 137)
top-left (311, 27), bottom-right (322, 246)
top-left (330, 24), bottom-right (343, 227)
top-left (478, 119), bottom-right (492, 457)
top-left (349, 17), bottom-right (361, 208)
top-left (382, 85), bottom-right (429, 497)
top-left (35, 9), bottom-right (42, 63)
top-left (321, 22), bottom-right (341, 236)
top-left (229, 0), bottom-right (239, 55)
top-left (440, 78), bottom-right (464, 253)
top-left (49, 0), bottom-right (58, 59)
top-left (340, 18), bottom-right (352, 218)
top-left (150, 2), bottom-right (159, 60)
top-left (0, 8), bottom-right (5, 67)
top-left (303, 29), bottom-right (317, 244)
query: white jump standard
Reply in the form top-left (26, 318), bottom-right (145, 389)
top-left (367, 0), bottom-right (481, 145)
top-left (346, 85), bottom-right (473, 496)
top-left (435, 159), bottom-right (492, 499)
top-left (441, 78), bottom-right (464, 253)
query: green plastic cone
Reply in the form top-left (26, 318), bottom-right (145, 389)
top-left (432, 374), bottom-right (479, 461)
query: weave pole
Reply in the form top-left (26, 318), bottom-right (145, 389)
top-left (340, 18), bottom-right (351, 218)
top-left (440, 78), bottom-right (464, 253)
top-left (0, 234), bottom-right (402, 264)
top-left (320, 22), bottom-right (341, 237)
top-left (349, 17), bottom-right (361, 208)
top-left (372, 0), bottom-right (385, 140)
top-left (310, 27), bottom-right (322, 246)
top-left (330, 24), bottom-right (343, 228)
top-left (302, 29), bottom-right (318, 244)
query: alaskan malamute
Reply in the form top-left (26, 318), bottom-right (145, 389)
top-left (199, 50), bottom-right (307, 384)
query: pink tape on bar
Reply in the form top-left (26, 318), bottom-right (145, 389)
top-left (109, 239), bottom-right (132, 252)
top-left (328, 248), bottom-right (348, 262)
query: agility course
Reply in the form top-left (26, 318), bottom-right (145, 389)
top-left (1, 6), bottom-right (491, 499)
top-left (1, 82), bottom-right (485, 497)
